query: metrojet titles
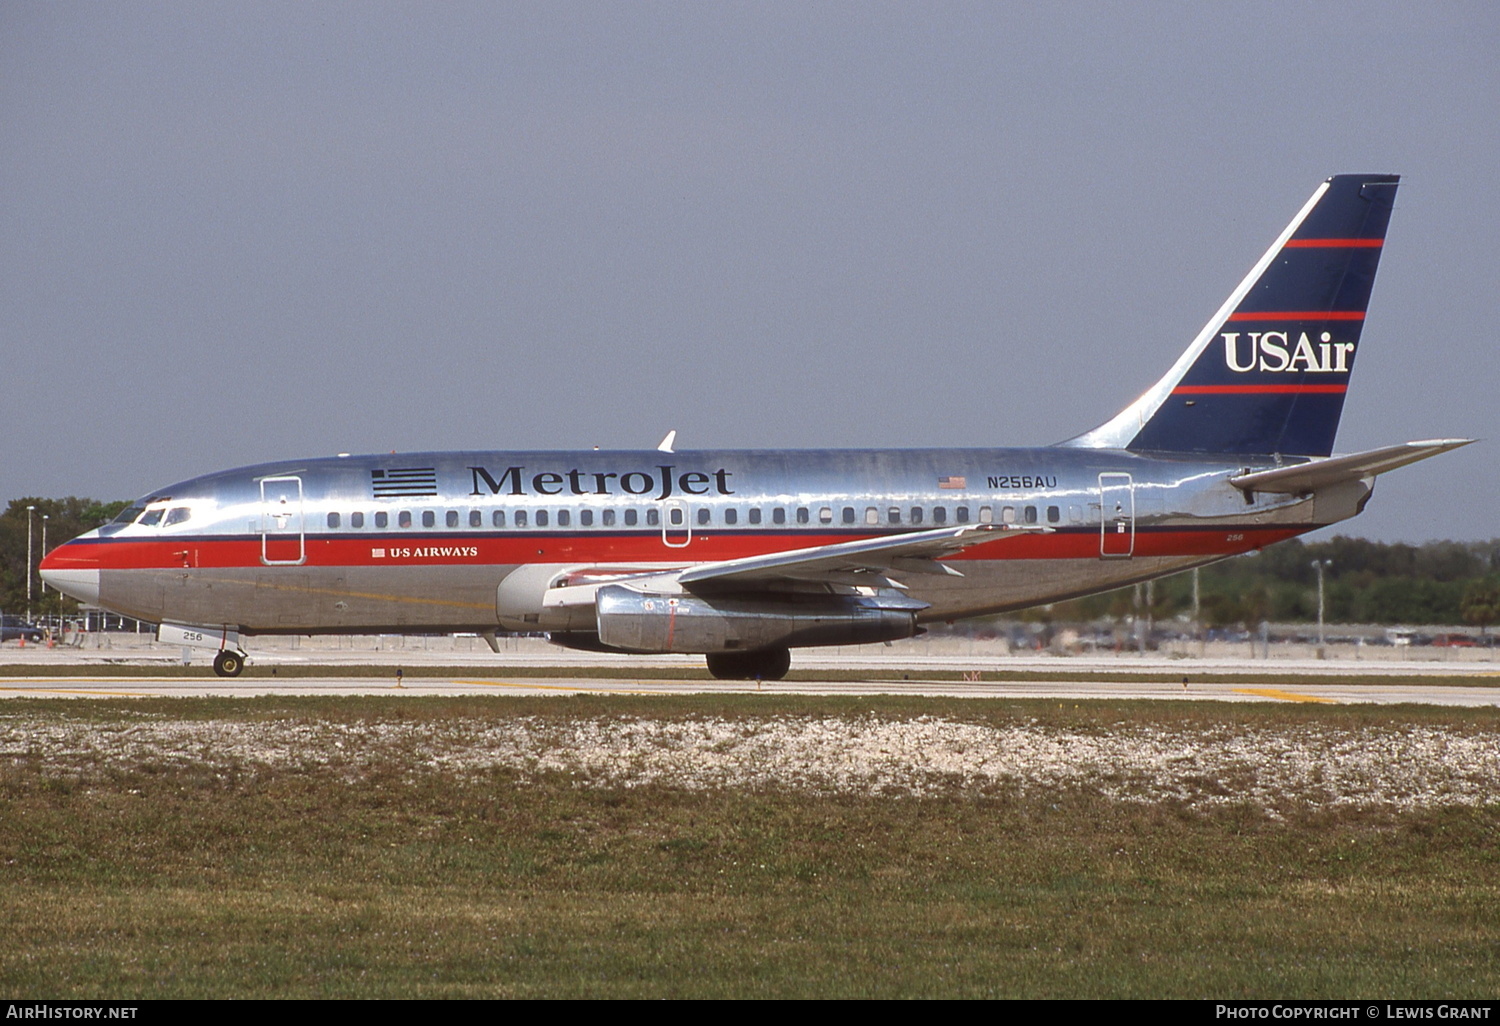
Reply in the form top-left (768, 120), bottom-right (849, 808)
top-left (469, 465), bottom-right (734, 501)
top-left (1222, 331), bottom-right (1355, 374)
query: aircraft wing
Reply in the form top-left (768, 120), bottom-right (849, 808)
top-left (675, 522), bottom-right (1049, 589)
top-left (1229, 439), bottom-right (1475, 494)
top-left (538, 523), bottom-right (1050, 611)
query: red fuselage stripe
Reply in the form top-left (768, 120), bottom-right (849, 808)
top-left (45, 526), bottom-right (1311, 571)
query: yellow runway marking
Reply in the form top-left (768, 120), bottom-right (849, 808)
top-left (0, 686), bottom-right (159, 697)
top-left (455, 679), bottom-right (665, 695)
top-left (1234, 687), bottom-right (1337, 704)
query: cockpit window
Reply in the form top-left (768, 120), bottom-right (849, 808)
top-left (163, 507), bottom-right (192, 527)
top-left (113, 505), bottom-right (146, 525)
top-left (137, 508), bottom-right (165, 528)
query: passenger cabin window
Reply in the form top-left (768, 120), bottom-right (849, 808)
top-left (669, 507), bottom-right (684, 527)
top-left (446, 510), bottom-right (459, 528)
top-left (602, 509), bottom-right (616, 526)
top-left (933, 507), bottom-right (947, 524)
top-left (580, 509), bottom-right (593, 527)
top-left (557, 510), bottom-right (570, 527)
top-left (888, 507), bottom-right (900, 525)
top-left (398, 511), bottom-right (413, 528)
top-left (536, 510), bottom-right (549, 527)
top-left (646, 508), bottom-right (660, 527)
top-left (327, 512), bottom-right (340, 529)
top-left (1002, 506), bottom-right (1015, 524)
top-left (375, 511), bottom-right (389, 529)
top-left (910, 507), bottom-right (923, 525)
top-left (1024, 506), bottom-right (1038, 524)
top-left (421, 511), bottom-right (435, 528)
top-left (725, 509), bottom-right (737, 525)
top-left (514, 510), bottom-right (527, 528)
top-left (351, 512), bottom-right (364, 529)
top-left (773, 508), bottom-right (786, 525)
top-left (749, 508), bottom-right (762, 525)
top-left (697, 508), bottom-right (711, 526)
top-left (865, 507), bottom-right (879, 525)
top-left (819, 507), bottom-right (833, 524)
top-left (624, 509), bottom-right (638, 527)
top-left (796, 507), bottom-right (809, 525)
top-left (956, 507), bottom-right (970, 524)
top-left (1048, 506), bottom-right (1061, 524)
top-left (842, 507), bottom-right (855, 525)
top-left (492, 510), bottom-right (505, 528)
top-left (979, 506), bottom-right (993, 524)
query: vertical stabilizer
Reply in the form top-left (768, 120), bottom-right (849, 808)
top-left (1064, 174), bottom-right (1399, 457)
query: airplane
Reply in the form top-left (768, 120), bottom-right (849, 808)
top-left (40, 173), bottom-right (1472, 679)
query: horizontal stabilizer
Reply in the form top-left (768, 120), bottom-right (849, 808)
top-left (1229, 439), bottom-right (1474, 494)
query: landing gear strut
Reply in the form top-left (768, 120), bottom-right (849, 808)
top-left (213, 650), bottom-right (246, 678)
top-left (705, 647), bottom-right (791, 681)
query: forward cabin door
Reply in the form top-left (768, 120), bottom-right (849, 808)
top-left (1098, 473), bottom-right (1134, 558)
top-left (260, 475), bottom-right (306, 565)
top-left (661, 500), bottom-right (692, 548)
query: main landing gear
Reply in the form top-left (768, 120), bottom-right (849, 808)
top-left (213, 650), bottom-right (246, 678)
top-left (705, 647), bottom-right (791, 682)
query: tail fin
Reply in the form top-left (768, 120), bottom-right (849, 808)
top-left (1064, 173), bottom-right (1399, 457)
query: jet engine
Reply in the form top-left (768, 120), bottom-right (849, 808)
top-left (590, 583), bottom-right (925, 655)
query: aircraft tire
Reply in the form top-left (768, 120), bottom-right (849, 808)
top-left (213, 650), bottom-right (245, 678)
top-left (754, 646), bottom-right (791, 681)
top-left (705, 647), bottom-right (790, 682)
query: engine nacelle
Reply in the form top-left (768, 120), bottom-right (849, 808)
top-left (495, 563), bottom-right (599, 632)
top-left (594, 584), bottom-right (924, 654)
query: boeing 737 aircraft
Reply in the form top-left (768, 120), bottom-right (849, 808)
top-left (41, 174), bottom-right (1470, 678)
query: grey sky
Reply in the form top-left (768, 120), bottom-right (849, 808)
top-left (2, 2), bottom-right (1495, 541)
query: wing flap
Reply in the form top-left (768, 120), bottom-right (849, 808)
top-left (676, 523), bottom-right (1049, 588)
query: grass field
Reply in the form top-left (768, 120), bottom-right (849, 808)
top-left (3, 696), bottom-right (1498, 998)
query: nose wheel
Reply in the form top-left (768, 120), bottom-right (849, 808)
top-left (213, 650), bottom-right (246, 678)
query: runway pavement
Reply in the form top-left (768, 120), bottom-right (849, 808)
top-left (1, 672), bottom-right (1498, 705)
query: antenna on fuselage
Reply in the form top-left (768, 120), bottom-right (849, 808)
top-left (657, 429), bottom-right (677, 454)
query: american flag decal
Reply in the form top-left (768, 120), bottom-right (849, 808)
top-left (938, 475), bottom-right (966, 490)
top-left (371, 467), bottom-right (438, 498)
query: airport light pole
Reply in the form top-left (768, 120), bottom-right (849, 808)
top-left (1312, 559), bottom-right (1333, 659)
top-left (40, 515), bottom-right (48, 594)
top-left (1192, 567), bottom-right (1202, 656)
top-left (25, 505), bottom-right (35, 622)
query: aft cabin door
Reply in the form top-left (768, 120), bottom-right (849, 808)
top-left (1098, 473), bottom-right (1134, 558)
top-left (260, 475), bottom-right (306, 565)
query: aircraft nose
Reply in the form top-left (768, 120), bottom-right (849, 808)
top-left (39, 536), bottom-right (101, 606)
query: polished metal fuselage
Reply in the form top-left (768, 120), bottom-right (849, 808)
top-left (49, 446), bottom-right (1361, 638)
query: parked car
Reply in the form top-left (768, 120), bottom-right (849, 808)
top-left (0, 617), bottom-right (44, 643)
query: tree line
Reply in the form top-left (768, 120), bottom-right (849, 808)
top-left (0, 498), bottom-right (129, 617)
top-left (1039, 536), bottom-right (1500, 630)
top-left (2, 495), bottom-right (1498, 629)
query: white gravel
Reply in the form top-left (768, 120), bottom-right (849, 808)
top-left (3, 714), bottom-right (1499, 811)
